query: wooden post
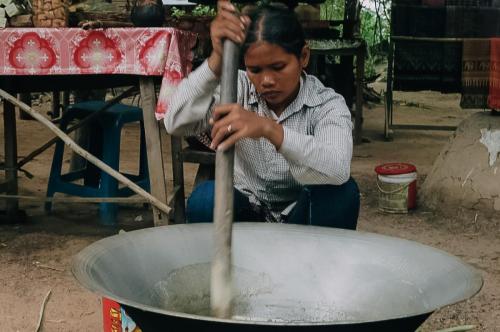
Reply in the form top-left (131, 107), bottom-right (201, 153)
top-left (3, 99), bottom-right (18, 217)
top-left (211, 39), bottom-right (239, 319)
top-left (354, 45), bottom-right (365, 145)
top-left (385, 40), bottom-right (395, 140)
top-left (51, 91), bottom-right (60, 119)
top-left (18, 93), bottom-right (33, 120)
top-left (139, 78), bottom-right (169, 226)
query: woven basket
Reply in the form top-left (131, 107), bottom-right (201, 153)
top-left (32, 0), bottom-right (69, 27)
top-left (75, 11), bottom-right (131, 23)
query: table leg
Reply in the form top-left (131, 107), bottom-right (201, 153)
top-left (50, 91), bottom-right (60, 119)
top-left (385, 40), bottom-right (395, 141)
top-left (3, 100), bottom-right (19, 218)
top-left (139, 78), bottom-right (169, 226)
top-left (354, 48), bottom-right (365, 145)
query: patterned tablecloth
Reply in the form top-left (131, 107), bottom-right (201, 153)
top-left (0, 27), bottom-right (197, 119)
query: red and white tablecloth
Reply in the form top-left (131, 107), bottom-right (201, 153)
top-left (0, 27), bottom-right (197, 119)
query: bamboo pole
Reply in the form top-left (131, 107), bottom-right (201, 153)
top-left (0, 89), bottom-right (171, 215)
top-left (210, 38), bottom-right (239, 319)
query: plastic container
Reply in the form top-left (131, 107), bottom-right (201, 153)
top-left (375, 163), bottom-right (417, 214)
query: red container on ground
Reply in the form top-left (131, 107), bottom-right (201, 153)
top-left (375, 163), bottom-right (417, 210)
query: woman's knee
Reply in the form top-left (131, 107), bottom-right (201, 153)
top-left (304, 178), bottom-right (360, 229)
top-left (186, 180), bottom-right (215, 223)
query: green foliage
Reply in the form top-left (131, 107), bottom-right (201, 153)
top-left (191, 4), bottom-right (216, 17)
top-left (170, 6), bottom-right (186, 18)
top-left (170, 4), bottom-right (216, 18)
top-left (359, 1), bottom-right (390, 51)
top-left (321, 0), bottom-right (391, 80)
top-left (320, 0), bottom-right (344, 21)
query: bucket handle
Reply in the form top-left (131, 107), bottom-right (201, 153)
top-left (376, 179), bottom-right (410, 195)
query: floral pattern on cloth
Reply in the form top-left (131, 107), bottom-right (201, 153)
top-left (8, 32), bottom-right (57, 74)
top-left (72, 31), bottom-right (123, 74)
top-left (0, 28), bottom-right (196, 119)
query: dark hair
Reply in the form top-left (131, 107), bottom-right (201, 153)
top-left (242, 4), bottom-right (306, 59)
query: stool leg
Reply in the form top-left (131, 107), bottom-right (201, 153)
top-left (45, 115), bottom-right (73, 212)
top-left (98, 122), bottom-right (120, 225)
top-left (45, 139), bottom-right (65, 212)
top-left (83, 124), bottom-right (103, 187)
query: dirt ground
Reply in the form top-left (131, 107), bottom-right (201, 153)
top-left (1, 87), bottom-right (499, 332)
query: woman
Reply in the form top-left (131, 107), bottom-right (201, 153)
top-left (165, 1), bottom-right (360, 229)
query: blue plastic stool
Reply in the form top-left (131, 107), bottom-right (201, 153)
top-left (45, 101), bottom-right (150, 225)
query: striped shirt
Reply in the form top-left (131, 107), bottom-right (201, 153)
top-left (164, 60), bottom-right (353, 222)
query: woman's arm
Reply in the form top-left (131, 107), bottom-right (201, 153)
top-left (164, 61), bottom-right (220, 136)
top-left (278, 98), bottom-right (353, 185)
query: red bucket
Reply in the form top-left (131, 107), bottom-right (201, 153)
top-left (375, 163), bottom-right (417, 213)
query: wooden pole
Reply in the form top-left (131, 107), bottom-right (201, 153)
top-left (139, 78), bottom-right (169, 226)
top-left (3, 95), bottom-right (18, 217)
top-left (211, 39), bottom-right (239, 318)
top-left (0, 89), bottom-right (171, 215)
top-left (354, 44), bottom-right (364, 145)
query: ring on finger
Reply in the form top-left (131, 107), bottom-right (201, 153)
top-left (227, 124), bottom-right (232, 133)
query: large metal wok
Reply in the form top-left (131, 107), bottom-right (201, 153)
top-left (72, 223), bottom-right (482, 331)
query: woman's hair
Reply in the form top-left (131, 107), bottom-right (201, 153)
top-left (242, 4), bottom-right (306, 59)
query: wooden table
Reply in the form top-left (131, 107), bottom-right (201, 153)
top-left (0, 28), bottom-right (196, 225)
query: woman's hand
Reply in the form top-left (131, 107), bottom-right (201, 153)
top-left (210, 104), bottom-right (284, 151)
top-left (208, 1), bottom-right (250, 76)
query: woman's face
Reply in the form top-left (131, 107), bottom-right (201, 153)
top-left (244, 41), bottom-right (309, 114)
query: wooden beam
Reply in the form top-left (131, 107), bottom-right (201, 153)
top-left (139, 78), bottom-right (169, 226)
top-left (390, 124), bottom-right (457, 131)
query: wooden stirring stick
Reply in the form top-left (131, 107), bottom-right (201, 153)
top-left (210, 17), bottom-right (241, 320)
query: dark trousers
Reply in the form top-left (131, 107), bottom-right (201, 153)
top-left (186, 178), bottom-right (360, 230)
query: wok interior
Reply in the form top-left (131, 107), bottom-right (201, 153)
top-left (73, 223), bottom-right (482, 324)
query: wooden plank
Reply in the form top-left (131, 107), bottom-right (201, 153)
top-left (390, 124), bottom-right (457, 131)
top-left (170, 135), bottom-right (186, 224)
top-left (139, 78), bottom-right (169, 226)
top-left (3, 98), bottom-right (18, 217)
